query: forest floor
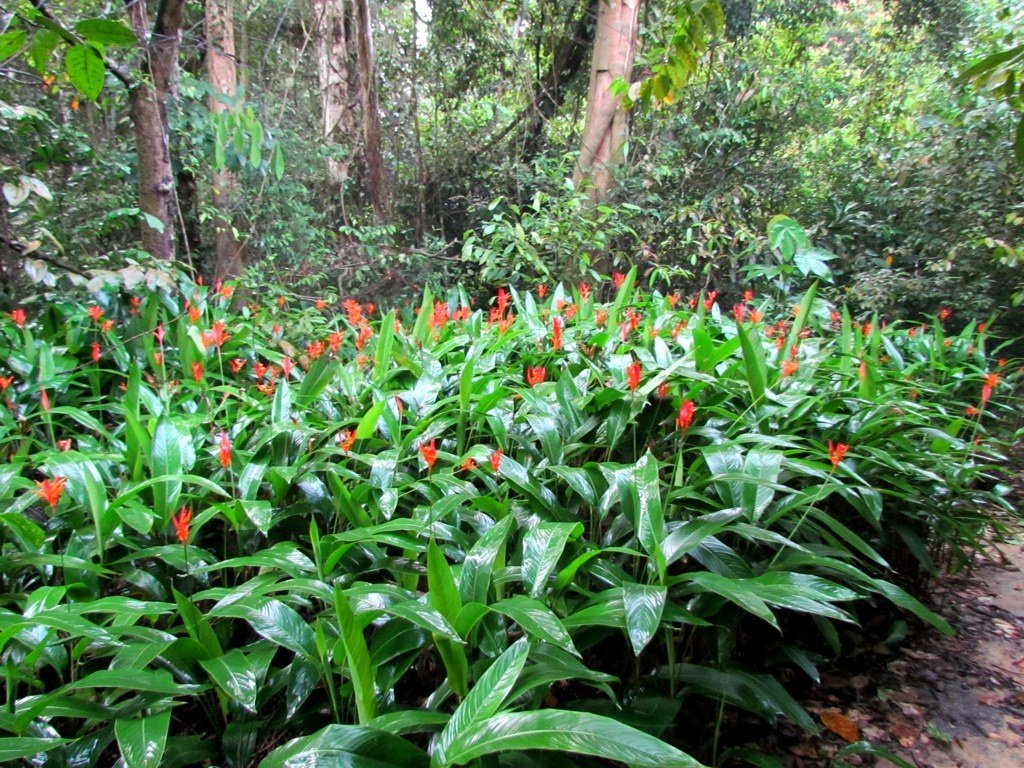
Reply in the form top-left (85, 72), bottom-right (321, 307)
top-left (737, 535), bottom-right (1024, 768)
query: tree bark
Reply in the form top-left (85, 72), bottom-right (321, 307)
top-left (313, 0), bottom-right (357, 192)
top-left (206, 0), bottom-right (245, 279)
top-left (125, 0), bottom-right (187, 261)
top-left (572, 0), bottom-right (640, 202)
top-left (353, 0), bottom-right (387, 220)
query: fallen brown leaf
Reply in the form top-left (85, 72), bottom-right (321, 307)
top-left (821, 710), bottom-right (860, 743)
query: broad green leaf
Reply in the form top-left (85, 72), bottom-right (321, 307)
top-left (335, 584), bottom-right (377, 724)
top-left (75, 19), bottom-right (137, 46)
top-left (212, 597), bottom-right (317, 659)
top-left (623, 583), bottom-right (667, 656)
top-left (260, 725), bottom-right (429, 768)
top-left (767, 215), bottom-right (809, 260)
top-left (151, 416), bottom-right (186, 525)
top-left (460, 515), bottom-right (514, 605)
top-left (0, 30), bottom-right (27, 62)
top-left (632, 452), bottom-right (667, 580)
top-left (0, 738), bottom-right (70, 762)
top-left (115, 709), bottom-right (171, 768)
top-left (522, 522), bottom-right (581, 598)
top-left (65, 44), bottom-right (104, 99)
top-left (434, 640), bottom-right (530, 766)
top-left (200, 648), bottom-right (273, 712)
top-left (491, 596), bottom-right (577, 655)
top-left (436, 709), bottom-right (704, 768)
top-left (661, 509), bottom-right (743, 565)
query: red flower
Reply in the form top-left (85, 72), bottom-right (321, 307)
top-left (188, 306), bottom-right (201, 323)
top-left (0, 375), bottom-right (14, 392)
top-left (703, 290), bottom-right (718, 311)
top-left (218, 430), bottom-right (232, 469)
top-left (35, 476), bottom-right (67, 509)
top-left (229, 357), bottom-right (245, 373)
top-left (626, 360), bottom-right (642, 391)
top-left (657, 382), bottom-right (670, 399)
top-left (394, 396), bottom-right (405, 418)
top-left (460, 458), bottom-right (478, 472)
top-left (490, 449), bottom-right (502, 474)
top-left (551, 316), bottom-right (564, 351)
top-left (496, 288), bottom-right (509, 318)
top-left (578, 283), bottom-right (590, 301)
top-left (88, 305), bottom-right (103, 323)
top-left (154, 351), bottom-right (164, 367)
top-left (344, 299), bottom-right (363, 325)
top-left (172, 506), bottom-right (192, 544)
top-left (743, 290), bottom-right (754, 302)
top-left (827, 440), bottom-right (850, 469)
top-left (40, 388), bottom-right (50, 411)
top-left (612, 271), bottom-right (626, 289)
top-left (537, 284), bottom-right (548, 298)
top-left (202, 321), bottom-right (229, 349)
top-left (307, 340), bottom-right (325, 360)
top-left (431, 301), bottom-right (449, 331)
top-left (315, 299), bottom-right (326, 311)
top-left (733, 303), bottom-right (745, 324)
top-left (277, 296), bottom-right (286, 309)
top-left (749, 309), bottom-right (763, 324)
top-left (526, 366), bottom-right (546, 387)
top-left (965, 406), bottom-right (980, 417)
top-left (339, 428), bottom-right (357, 452)
top-left (676, 400), bottom-right (695, 432)
top-left (420, 439), bottom-right (437, 473)
top-left (667, 292), bottom-right (680, 309)
top-left (282, 356), bottom-right (293, 379)
top-left (938, 307), bottom-right (952, 321)
top-left (782, 360), bottom-right (799, 378)
top-left (154, 323), bottom-right (165, 344)
top-left (220, 283), bottom-right (235, 300)
top-left (56, 438), bottom-right (72, 451)
top-left (192, 362), bottom-right (204, 382)
top-left (355, 324), bottom-right (372, 350)
top-left (91, 342), bottom-right (101, 362)
top-left (10, 309), bottom-right (26, 327)
top-left (595, 308), bottom-right (607, 326)
top-left (328, 332), bottom-right (343, 352)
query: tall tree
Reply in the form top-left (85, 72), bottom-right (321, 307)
top-left (572, 0), bottom-right (640, 201)
top-left (125, 0), bottom-right (187, 261)
top-left (205, 0), bottom-right (245, 279)
top-left (313, 0), bottom-right (357, 193)
top-left (353, 0), bottom-right (387, 220)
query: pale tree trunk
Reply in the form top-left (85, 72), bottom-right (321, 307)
top-left (206, 0), bottom-right (245, 279)
top-left (353, 0), bottom-right (387, 220)
top-left (313, 0), bottom-right (357, 192)
top-left (125, 0), bottom-right (187, 261)
top-left (572, 0), bottom-right (640, 202)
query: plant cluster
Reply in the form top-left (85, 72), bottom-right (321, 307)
top-left (0, 269), bottom-right (1019, 766)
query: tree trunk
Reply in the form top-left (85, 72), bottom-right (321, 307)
top-left (313, 0), bottom-right (357, 193)
top-left (353, 0), bottom-right (387, 220)
top-left (125, 0), bottom-right (186, 262)
top-left (572, 0), bottom-right (640, 202)
top-left (206, 0), bottom-right (245, 280)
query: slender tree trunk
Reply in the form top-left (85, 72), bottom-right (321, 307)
top-left (314, 0), bottom-right (357, 193)
top-left (572, 0), bottom-right (640, 202)
top-left (353, 0), bottom-right (387, 220)
top-left (125, 0), bottom-right (186, 261)
top-left (206, 0), bottom-right (245, 279)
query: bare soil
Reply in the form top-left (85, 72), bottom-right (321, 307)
top-left (739, 541), bottom-right (1024, 768)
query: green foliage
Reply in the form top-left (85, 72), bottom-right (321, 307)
top-left (0, 271), bottom-right (1018, 765)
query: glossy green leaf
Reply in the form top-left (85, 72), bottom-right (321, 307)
top-left (522, 522), bottom-right (581, 598)
top-left (623, 583), bottom-right (667, 656)
top-left (212, 597), bottom-right (317, 659)
top-left (65, 44), bottom-right (104, 99)
top-left (115, 709), bottom-right (171, 768)
top-left (260, 725), bottom-right (429, 768)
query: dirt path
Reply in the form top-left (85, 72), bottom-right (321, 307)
top-left (734, 541), bottom-right (1024, 767)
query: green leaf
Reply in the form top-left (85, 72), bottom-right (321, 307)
top-left (272, 144), bottom-right (285, 180)
top-left (115, 709), bottom-right (171, 768)
top-left (65, 44), bottom-right (105, 100)
top-left (522, 523), bottom-right (581, 598)
top-left (212, 597), bottom-right (317, 659)
top-left (75, 19), bottom-right (137, 46)
top-left (491, 596), bottom-right (578, 655)
top-left (793, 247), bottom-right (835, 281)
top-left (0, 30), bottom-right (27, 62)
top-left (435, 710), bottom-right (704, 768)
top-left (0, 738), bottom-right (70, 762)
top-left (64, 669), bottom-right (202, 695)
top-left (766, 215), bottom-right (809, 260)
top-left (662, 509), bottom-right (743, 565)
top-left (623, 583), bottom-right (667, 656)
top-left (632, 452), bottom-right (667, 580)
top-left (335, 584), bottom-right (377, 724)
top-left (434, 639), bottom-right (530, 766)
top-left (151, 416), bottom-right (186, 525)
top-left (460, 515), bottom-right (514, 605)
top-left (260, 725), bottom-right (429, 768)
top-left (200, 648), bottom-right (273, 712)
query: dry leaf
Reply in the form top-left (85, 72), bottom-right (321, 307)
top-left (821, 710), bottom-right (860, 743)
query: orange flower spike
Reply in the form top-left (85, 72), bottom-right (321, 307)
top-left (172, 506), bottom-right (192, 544)
top-left (229, 357), bottom-right (245, 373)
top-left (490, 449), bottom-right (502, 474)
top-left (192, 362), bottom-right (204, 382)
top-left (578, 283), bottom-right (590, 301)
top-left (88, 305), bottom-right (103, 323)
top-left (657, 382), bottom-right (670, 399)
top-left (420, 439), bottom-right (438, 473)
top-left (526, 366), bottom-right (546, 387)
top-left (782, 360), bottom-right (799, 378)
top-left (551, 316), bottom-right (564, 351)
top-left (282, 356), bottom-right (293, 380)
top-left (91, 342), bottom-right (101, 362)
top-left (938, 307), bottom-right (952, 321)
top-left (10, 309), bottom-right (26, 327)
top-left (827, 440), bottom-right (850, 469)
top-left (612, 271), bottom-right (626, 289)
top-left (733, 303), bottom-right (745, 324)
top-left (35, 476), bottom-right (67, 509)
top-left (340, 428), bottom-right (357, 452)
top-left (218, 430), bottom-right (232, 469)
top-left (626, 360), bottom-right (642, 391)
top-left (537, 284), bottom-right (548, 299)
top-left (676, 400), bottom-right (696, 432)
top-left (460, 458), bottom-right (478, 472)
top-left (0, 375), bottom-right (14, 392)
top-left (40, 388), bottom-right (50, 411)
